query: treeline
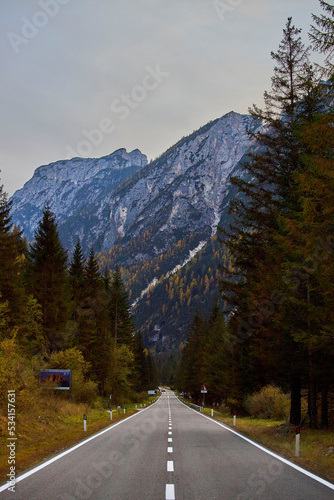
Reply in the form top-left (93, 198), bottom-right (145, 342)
top-left (177, 5), bottom-right (334, 429)
top-left (0, 198), bottom-right (158, 408)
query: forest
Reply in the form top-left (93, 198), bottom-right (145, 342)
top-left (0, 200), bottom-right (158, 409)
top-left (176, 2), bottom-right (334, 429)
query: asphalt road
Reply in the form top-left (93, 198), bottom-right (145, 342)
top-left (1, 391), bottom-right (333, 499)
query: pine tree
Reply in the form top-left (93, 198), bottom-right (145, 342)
top-left (69, 240), bottom-right (86, 295)
top-left (281, 106), bottom-right (334, 428)
top-left (78, 248), bottom-right (111, 393)
top-left (109, 266), bottom-right (134, 346)
top-left (132, 330), bottom-right (151, 391)
top-left (201, 301), bottom-right (231, 405)
top-left (309, 0), bottom-right (334, 74)
top-left (177, 311), bottom-right (205, 402)
top-left (84, 248), bottom-right (103, 295)
top-left (25, 204), bottom-right (70, 352)
top-left (0, 182), bottom-right (26, 325)
top-left (219, 18), bottom-right (313, 424)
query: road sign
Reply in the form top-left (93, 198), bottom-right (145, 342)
top-left (201, 385), bottom-right (208, 393)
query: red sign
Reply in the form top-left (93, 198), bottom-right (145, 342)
top-left (201, 385), bottom-right (208, 393)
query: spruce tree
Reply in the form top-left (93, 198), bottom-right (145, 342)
top-left (177, 311), bottom-right (205, 402)
top-left (132, 330), bottom-right (151, 391)
top-left (109, 266), bottom-right (134, 346)
top-left (79, 248), bottom-right (111, 393)
top-left (69, 240), bottom-right (86, 295)
top-left (0, 183), bottom-right (26, 325)
top-left (25, 204), bottom-right (70, 352)
top-left (309, 0), bottom-right (334, 74)
top-left (219, 18), bottom-right (313, 424)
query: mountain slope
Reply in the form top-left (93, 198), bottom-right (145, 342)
top-left (10, 111), bottom-right (260, 350)
top-left (11, 148), bottom-right (147, 251)
top-left (100, 112), bottom-right (259, 260)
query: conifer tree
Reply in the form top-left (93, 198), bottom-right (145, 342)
top-left (281, 102), bottom-right (334, 428)
top-left (25, 204), bottom-right (70, 352)
top-left (84, 248), bottom-right (102, 295)
top-left (132, 330), bottom-right (151, 391)
top-left (177, 311), bottom-right (205, 402)
top-left (109, 266), bottom-right (134, 346)
top-left (79, 248), bottom-right (111, 393)
top-left (219, 18), bottom-right (313, 424)
top-left (309, 0), bottom-right (334, 74)
top-left (69, 240), bottom-right (86, 298)
top-left (0, 182), bottom-right (26, 325)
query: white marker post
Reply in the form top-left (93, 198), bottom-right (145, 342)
top-left (211, 408), bottom-right (213, 417)
top-left (83, 414), bottom-right (87, 432)
top-left (201, 385), bottom-right (208, 408)
top-left (233, 411), bottom-right (236, 427)
top-left (295, 426), bottom-right (300, 457)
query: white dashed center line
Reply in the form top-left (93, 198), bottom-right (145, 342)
top-left (166, 483), bottom-right (175, 500)
top-left (166, 392), bottom-right (175, 499)
top-left (167, 460), bottom-right (174, 472)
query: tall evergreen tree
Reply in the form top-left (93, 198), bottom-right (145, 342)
top-left (25, 204), bottom-right (70, 352)
top-left (132, 330), bottom-right (151, 391)
top-left (177, 311), bottom-right (205, 402)
top-left (219, 18), bottom-right (313, 424)
top-left (108, 266), bottom-right (134, 346)
top-left (309, 0), bottom-right (334, 74)
top-left (84, 248), bottom-right (103, 295)
top-left (0, 182), bottom-right (26, 324)
top-left (78, 248), bottom-right (111, 393)
top-left (69, 240), bottom-right (86, 296)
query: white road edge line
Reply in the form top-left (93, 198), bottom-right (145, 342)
top-left (177, 396), bottom-right (334, 491)
top-left (0, 397), bottom-right (161, 493)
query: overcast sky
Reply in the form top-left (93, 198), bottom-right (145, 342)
top-left (0, 0), bottom-right (324, 196)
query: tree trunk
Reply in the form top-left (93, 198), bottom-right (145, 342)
top-left (289, 373), bottom-right (301, 425)
top-left (308, 349), bottom-right (317, 429)
top-left (321, 378), bottom-right (329, 429)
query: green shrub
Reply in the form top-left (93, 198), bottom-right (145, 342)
top-left (244, 385), bottom-right (290, 420)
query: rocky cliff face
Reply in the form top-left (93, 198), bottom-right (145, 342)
top-left (11, 148), bottom-right (147, 251)
top-left (101, 112), bottom-right (259, 260)
top-left (11, 111), bottom-right (258, 262)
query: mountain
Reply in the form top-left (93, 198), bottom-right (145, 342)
top-left (11, 111), bottom-right (260, 350)
top-left (10, 148), bottom-right (147, 252)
